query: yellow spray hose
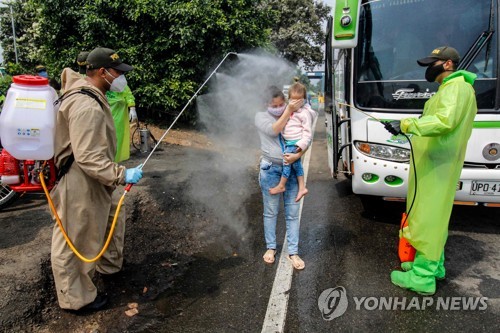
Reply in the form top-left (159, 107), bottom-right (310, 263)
top-left (40, 166), bottom-right (127, 263)
top-left (37, 53), bottom-right (236, 262)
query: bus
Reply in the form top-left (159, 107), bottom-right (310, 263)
top-left (325, 0), bottom-right (500, 206)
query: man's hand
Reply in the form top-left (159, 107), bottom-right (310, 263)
top-left (125, 165), bottom-right (143, 184)
top-left (129, 107), bottom-right (138, 123)
top-left (383, 120), bottom-right (402, 135)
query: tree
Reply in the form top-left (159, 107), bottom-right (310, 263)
top-left (0, 0), bottom-right (330, 122)
top-left (2, 0), bottom-right (272, 122)
top-left (266, 0), bottom-right (330, 70)
top-left (0, 0), bottom-right (36, 74)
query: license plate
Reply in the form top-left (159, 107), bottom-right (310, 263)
top-left (470, 181), bottom-right (500, 196)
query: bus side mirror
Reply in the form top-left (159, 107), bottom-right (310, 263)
top-left (332, 0), bottom-right (361, 49)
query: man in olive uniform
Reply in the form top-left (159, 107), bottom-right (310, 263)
top-left (51, 47), bottom-right (143, 311)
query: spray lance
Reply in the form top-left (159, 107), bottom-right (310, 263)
top-left (338, 102), bottom-right (417, 262)
top-left (124, 51), bottom-right (238, 192)
top-left (41, 52), bottom-right (238, 263)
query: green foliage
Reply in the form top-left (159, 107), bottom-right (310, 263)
top-left (4, 62), bottom-right (30, 76)
top-left (0, 75), bottom-right (12, 96)
top-left (2, 0), bottom-right (271, 123)
top-left (0, 0), bottom-right (329, 124)
top-left (267, 0), bottom-right (331, 70)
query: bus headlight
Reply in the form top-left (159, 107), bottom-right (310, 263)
top-left (355, 141), bottom-right (410, 162)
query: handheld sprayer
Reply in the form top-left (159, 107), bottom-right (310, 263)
top-left (42, 52), bottom-right (238, 262)
top-left (124, 51), bottom-right (238, 192)
top-left (338, 102), bottom-right (417, 261)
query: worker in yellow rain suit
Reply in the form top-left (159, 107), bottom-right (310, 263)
top-left (107, 85), bottom-right (137, 162)
top-left (384, 46), bottom-right (477, 295)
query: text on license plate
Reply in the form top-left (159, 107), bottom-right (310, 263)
top-left (470, 181), bottom-right (500, 196)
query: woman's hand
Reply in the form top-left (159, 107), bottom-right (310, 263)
top-left (287, 98), bottom-right (303, 113)
top-left (283, 151), bottom-right (302, 164)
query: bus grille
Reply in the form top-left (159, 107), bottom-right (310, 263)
top-left (463, 162), bottom-right (500, 169)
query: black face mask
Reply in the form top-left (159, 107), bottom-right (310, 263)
top-left (425, 62), bottom-right (446, 82)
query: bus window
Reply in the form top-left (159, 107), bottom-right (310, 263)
top-left (334, 50), bottom-right (346, 103)
top-left (354, 0), bottom-right (497, 112)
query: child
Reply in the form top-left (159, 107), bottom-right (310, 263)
top-left (269, 82), bottom-right (312, 202)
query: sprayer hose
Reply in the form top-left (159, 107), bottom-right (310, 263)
top-left (40, 168), bottom-right (126, 263)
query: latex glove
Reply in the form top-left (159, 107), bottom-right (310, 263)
top-left (129, 107), bottom-right (138, 122)
top-left (125, 165), bottom-right (143, 184)
top-left (384, 120), bottom-right (402, 135)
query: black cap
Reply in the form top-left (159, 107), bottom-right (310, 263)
top-left (86, 47), bottom-right (133, 72)
top-left (76, 51), bottom-right (90, 74)
top-left (417, 46), bottom-right (460, 66)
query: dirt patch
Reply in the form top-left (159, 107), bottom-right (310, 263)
top-left (0, 127), bottom-right (244, 333)
top-left (135, 123), bottom-right (215, 150)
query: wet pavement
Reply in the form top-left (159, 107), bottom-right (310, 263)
top-left (1, 114), bottom-right (499, 332)
top-left (144, 116), bottom-right (500, 332)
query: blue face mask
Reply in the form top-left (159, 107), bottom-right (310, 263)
top-left (38, 71), bottom-right (48, 78)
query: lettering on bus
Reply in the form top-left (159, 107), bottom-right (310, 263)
top-left (392, 88), bottom-right (436, 101)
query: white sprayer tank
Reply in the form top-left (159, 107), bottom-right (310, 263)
top-left (0, 75), bottom-right (58, 160)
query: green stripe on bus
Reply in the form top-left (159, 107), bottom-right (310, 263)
top-left (473, 121), bottom-right (500, 129)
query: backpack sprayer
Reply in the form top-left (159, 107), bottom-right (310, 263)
top-left (39, 52), bottom-right (238, 262)
top-left (338, 102), bottom-right (418, 262)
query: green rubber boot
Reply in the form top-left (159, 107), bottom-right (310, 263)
top-left (391, 252), bottom-right (438, 295)
top-left (400, 252), bottom-right (445, 280)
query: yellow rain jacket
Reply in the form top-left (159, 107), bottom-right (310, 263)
top-left (400, 70), bottom-right (477, 261)
top-left (106, 85), bottom-right (136, 162)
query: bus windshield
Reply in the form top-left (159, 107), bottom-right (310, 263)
top-left (355, 0), bottom-right (497, 112)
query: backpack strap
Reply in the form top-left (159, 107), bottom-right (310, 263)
top-left (55, 89), bottom-right (105, 181)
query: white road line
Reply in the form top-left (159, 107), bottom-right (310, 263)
top-left (261, 115), bottom-right (317, 333)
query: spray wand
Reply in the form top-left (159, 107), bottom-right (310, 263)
top-left (41, 52), bottom-right (238, 262)
top-left (338, 101), bottom-right (417, 256)
top-left (124, 51), bottom-right (238, 192)
top-left (338, 102), bottom-right (382, 122)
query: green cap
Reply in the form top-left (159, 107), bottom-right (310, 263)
top-left (86, 47), bottom-right (133, 72)
top-left (417, 46), bottom-right (460, 66)
top-left (35, 65), bottom-right (46, 72)
top-left (76, 51), bottom-right (90, 74)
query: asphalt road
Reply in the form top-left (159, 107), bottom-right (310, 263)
top-left (0, 115), bottom-right (498, 332)
top-left (284, 117), bottom-right (500, 332)
top-left (153, 116), bottom-right (500, 332)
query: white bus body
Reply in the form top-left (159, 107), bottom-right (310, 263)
top-left (325, 0), bottom-right (500, 206)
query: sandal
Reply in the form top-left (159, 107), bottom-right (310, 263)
top-left (288, 255), bottom-right (305, 270)
top-left (263, 249), bottom-right (276, 264)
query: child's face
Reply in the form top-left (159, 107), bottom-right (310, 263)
top-left (289, 92), bottom-right (305, 106)
top-left (269, 96), bottom-right (285, 108)
top-left (289, 92), bottom-right (304, 102)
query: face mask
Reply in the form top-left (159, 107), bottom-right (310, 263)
top-left (105, 69), bottom-right (128, 92)
top-left (425, 62), bottom-right (445, 82)
top-left (38, 71), bottom-right (48, 78)
top-left (267, 104), bottom-right (286, 117)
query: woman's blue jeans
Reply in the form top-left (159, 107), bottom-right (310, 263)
top-left (259, 158), bottom-right (301, 255)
